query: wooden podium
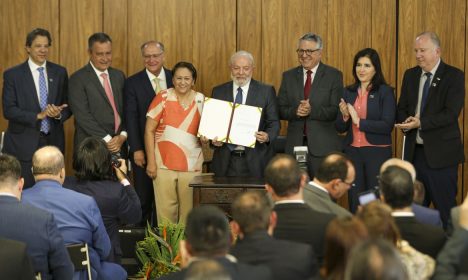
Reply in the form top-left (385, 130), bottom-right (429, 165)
top-left (189, 174), bottom-right (265, 217)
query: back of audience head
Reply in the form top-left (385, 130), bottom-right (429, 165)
top-left (73, 137), bottom-right (114, 181)
top-left (264, 154), bottom-right (305, 197)
top-left (324, 216), bottom-right (368, 280)
top-left (185, 259), bottom-right (231, 280)
top-left (31, 146), bottom-right (65, 183)
top-left (357, 201), bottom-right (400, 246)
top-left (231, 191), bottom-right (273, 236)
top-left (315, 152), bottom-right (355, 198)
top-left (379, 166), bottom-right (414, 209)
top-left (185, 205), bottom-right (230, 257)
top-left (344, 238), bottom-right (408, 280)
top-left (0, 154), bottom-right (23, 198)
top-left (380, 158), bottom-right (416, 183)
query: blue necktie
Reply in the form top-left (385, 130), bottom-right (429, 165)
top-left (421, 72), bottom-right (432, 111)
top-left (38, 67), bottom-right (50, 133)
top-left (228, 87), bottom-right (243, 151)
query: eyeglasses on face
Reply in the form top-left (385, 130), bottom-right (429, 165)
top-left (296, 48), bottom-right (321, 56)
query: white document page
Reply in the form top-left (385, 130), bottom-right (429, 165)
top-left (228, 103), bottom-right (262, 147)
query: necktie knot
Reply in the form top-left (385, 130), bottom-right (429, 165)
top-left (425, 72), bottom-right (432, 79)
top-left (235, 87), bottom-right (243, 104)
top-left (306, 70), bottom-right (312, 76)
top-left (38, 67), bottom-right (44, 73)
top-left (101, 72), bottom-right (108, 79)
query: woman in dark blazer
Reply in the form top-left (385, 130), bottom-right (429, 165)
top-left (66, 137), bottom-right (142, 263)
top-left (336, 48), bottom-right (396, 213)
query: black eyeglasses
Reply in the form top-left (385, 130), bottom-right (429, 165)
top-left (296, 48), bottom-right (321, 56)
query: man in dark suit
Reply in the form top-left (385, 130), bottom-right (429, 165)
top-left (69, 32), bottom-right (127, 155)
top-left (2, 28), bottom-right (70, 188)
top-left (229, 191), bottom-right (319, 280)
top-left (379, 165), bottom-right (446, 259)
top-left (124, 41), bottom-right (173, 226)
top-left (278, 32), bottom-right (343, 178)
top-left (208, 50), bottom-right (280, 178)
top-left (0, 154), bottom-right (73, 279)
top-left (265, 154), bottom-right (335, 265)
top-left (396, 31), bottom-right (465, 228)
top-left (0, 238), bottom-right (35, 280)
top-left (160, 205), bottom-right (272, 280)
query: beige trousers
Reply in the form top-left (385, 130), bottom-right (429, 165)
top-left (153, 168), bottom-right (199, 224)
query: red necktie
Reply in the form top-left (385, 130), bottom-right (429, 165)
top-left (101, 73), bottom-right (120, 133)
top-left (304, 70), bottom-right (312, 99)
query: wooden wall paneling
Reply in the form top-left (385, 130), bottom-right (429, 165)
top-left (465, 4), bottom-right (468, 200)
top-left (127, 0), bottom-right (193, 77)
top-left (0, 0), bottom-right (59, 132)
top-left (398, 0), bottom-right (466, 202)
top-left (327, 0), bottom-right (372, 86)
top-left (60, 0), bottom-right (103, 174)
top-left (103, 0), bottom-right (128, 75)
top-left (237, 0), bottom-right (262, 80)
top-left (192, 0), bottom-right (236, 96)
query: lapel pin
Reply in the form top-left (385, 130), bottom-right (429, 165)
top-left (432, 83), bottom-right (437, 87)
top-left (49, 78), bottom-right (53, 82)
top-left (369, 95), bottom-right (374, 98)
top-left (436, 77), bottom-right (441, 81)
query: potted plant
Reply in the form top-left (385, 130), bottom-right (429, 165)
top-left (134, 222), bottom-right (185, 279)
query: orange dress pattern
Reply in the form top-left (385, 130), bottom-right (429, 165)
top-left (146, 88), bottom-right (204, 172)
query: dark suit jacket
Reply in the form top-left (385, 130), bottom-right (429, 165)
top-left (0, 195), bottom-right (73, 280)
top-left (433, 228), bottom-right (468, 280)
top-left (411, 203), bottom-right (442, 227)
top-left (211, 79), bottom-right (280, 177)
top-left (64, 177), bottom-right (142, 263)
top-left (159, 256), bottom-right (272, 280)
top-left (230, 230), bottom-right (319, 280)
top-left (336, 84), bottom-right (395, 146)
top-left (2, 60), bottom-right (70, 160)
top-left (0, 238), bottom-right (35, 280)
top-left (124, 68), bottom-right (173, 154)
top-left (69, 63), bottom-right (126, 150)
top-left (278, 63), bottom-right (343, 157)
top-left (393, 215), bottom-right (446, 258)
top-left (273, 202), bottom-right (334, 265)
top-left (397, 61), bottom-right (465, 168)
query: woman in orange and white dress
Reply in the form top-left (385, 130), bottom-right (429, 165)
top-left (145, 61), bottom-right (204, 224)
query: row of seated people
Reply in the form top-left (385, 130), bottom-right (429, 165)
top-left (161, 153), bottom-right (467, 280)
top-left (0, 137), bottom-right (142, 280)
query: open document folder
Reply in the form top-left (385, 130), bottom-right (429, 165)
top-left (198, 97), bottom-right (262, 148)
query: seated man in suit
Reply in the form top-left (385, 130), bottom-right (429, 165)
top-left (380, 158), bottom-right (442, 227)
top-left (160, 205), bottom-right (271, 280)
top-left (433, 194), bottom-right (468, 279)
top-left (303, 152), bottom-right (354, 217)
top-left (229, 191), bottom-right (319, 280)
top-left (22, 146), bottom-right (127, 280)
top-left (379, 165), bottom-right (446, 258)
top-left (206, 50), bottom-right (280, 178)
top-left (265, 154), bottom-right (335, 265)
top-left (0, 154), bottom-right (73, 279)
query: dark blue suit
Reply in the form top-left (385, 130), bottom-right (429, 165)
top-left (336, 84), bottom-right (395, 212)
top-left (23, 180), bottom-right (127, 280)
top-left (2, 61), bottom-right (70, 187)
top-left (211, 79), bottom-right (280, 178)
top-left (124, 68), bottom-right (173, 225)
top-left (64, 177), bottom-right (142, 263)
top-left (0, 195), bottom-right (73, 280)
top-left (412, 203), bottom-right (442, 227)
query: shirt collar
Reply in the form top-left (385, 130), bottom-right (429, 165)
top-left (146, 68), bottom-right (166, 81)
top-left (0, 192), bottom-right (18, 199)
top-left (233, 79), bottom-right (251, 94)
top-left (308, 181), bottom-right (329, 193)
top-left (303, 63), bottom-right (319, 75)
top-left (28, 58), bottom-right (47, 72)
top-left (90, 61), bottom-right (109, 77)
top-left (275, 199), bottom-right (305, 205)
top-left (391, 211), bottom-right (415, 217)
top-left (423, 58), bottom-right (441, 77)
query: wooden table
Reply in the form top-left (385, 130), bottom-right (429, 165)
top-left (189, 175), bottom-right (265, 217)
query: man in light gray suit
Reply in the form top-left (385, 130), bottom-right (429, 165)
top-left (69, 32), bottom-right (127, 153)
top-left (303, 152), bottom-right (354, 217)
top-left (278, 33), bottom-right (343, 178)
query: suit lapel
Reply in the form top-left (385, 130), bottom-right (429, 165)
top-left (424, 61), bottom-right (445, 111)
top-left (86, 64), bottom-right (114, 111)
top-left (46, 63), bottom-right (58, 104)
top-left (294, 67), bottom-right (304, 101)
top-left (223, 82), bottom-right (234, 102)
top-left (21, 62), bottom-right (41, 109)
top-left (309, 63), bottom-right (325, 102)
top-left (245, 79), bottom-right (258, 106)
top-left (108, 68), bottom-right (122, 112)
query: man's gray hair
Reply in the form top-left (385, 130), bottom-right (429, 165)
top-left (298, 32), bottom-right (323, 50)
top-left (229, 50), bottom-right (254, 67)
top-left (140, 40), bottom-right (165, 54)
top-left (416, 31), bottom-right (441, 48)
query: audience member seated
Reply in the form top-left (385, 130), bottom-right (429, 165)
top-left (65, 136), bottom-right (142, 263)
top-left (378, 165), bottom-right (446, 258)
top-left (0, 154), bottom-right (73, 279)
top-left (22, 146), bottom-right (127, 280)
top-left (357, 201), bottom-right (435, 280)
top-left (160, 205), bottom-right (271, 280)
top-left (185, 259), bottom-right (231, 280)
top-left (229, 191), bottom-right (319, 280)
top-left (323, 216), bottom-right (368, 280)
top-left (433, 194), bottom-right (468, 279)
top-left (344, 238), bottom-right (408, 280)
top-left (381, 158), bottom-right (442, 227)
top-left (264, 154), bottom-right (334, 265)
top-left (303, 152), bottom-right (354, 218)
